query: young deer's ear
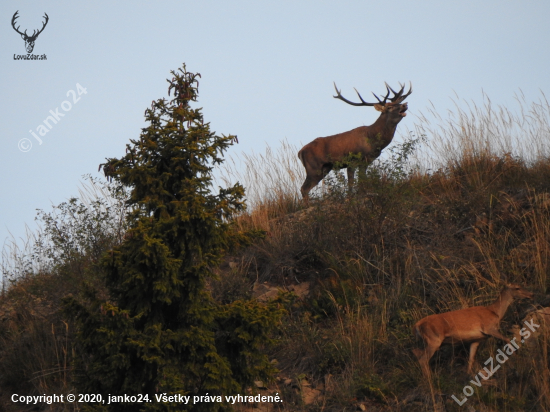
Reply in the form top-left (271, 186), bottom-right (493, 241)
top-left (374, 104), bottom-right (385, 112)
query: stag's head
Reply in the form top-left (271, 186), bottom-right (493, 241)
top-left (12, 11), bottom-right (49, 53)
top-left (333, 81), bottom-right (412, 125)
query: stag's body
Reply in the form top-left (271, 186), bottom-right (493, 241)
top-left (298, 82), bottom-right (411, 203)
top-left (413, 284), bottom-right (533, 376)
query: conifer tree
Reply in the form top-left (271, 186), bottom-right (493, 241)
top-left (65, 65), bottom-right (281, 412)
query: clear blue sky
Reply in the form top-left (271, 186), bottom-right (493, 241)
top-left (1, 1), bottom-right (550, 251)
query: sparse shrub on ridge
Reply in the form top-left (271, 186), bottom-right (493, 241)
top-left (0, 177), bottom-right (128, 411)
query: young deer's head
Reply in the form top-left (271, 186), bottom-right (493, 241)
top-left (504, 283), bottom-right (534, 300)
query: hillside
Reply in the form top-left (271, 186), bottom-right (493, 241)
top-left (2, 94), bottom-right (550, 411)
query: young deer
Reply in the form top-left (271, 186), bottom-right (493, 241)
top-left (413, 284), bottom-right (533, 376)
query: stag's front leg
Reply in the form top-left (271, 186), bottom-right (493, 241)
top-left (346, 167), bottom-right (355, 192)
top-left (357, 165), bottom-right (367, 182)
top-left (353, 165), bottom-right (369, 195)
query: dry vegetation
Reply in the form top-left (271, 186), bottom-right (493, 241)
top-left (217, 93), bottom-right (550, 411)
top-left (3, 93), bottom-right (550, 411)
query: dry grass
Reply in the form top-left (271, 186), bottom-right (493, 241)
top-left (415, 90), bottom-right (550, 170)
top-left (212, 92), bottom-right (550, 411)
top-left (2, 93), bottom-right (550, 411)
top-left (217, 139), bottom-right (306, 233)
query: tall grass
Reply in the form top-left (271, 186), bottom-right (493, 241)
top-left (415, 90), bottom-right (550, 170)
top-left (2, 92), bottom-right (550, 411)
top-left (214, 92), bottom-right (550, 411)
top-left (217, 138), bottom-right (306, 232)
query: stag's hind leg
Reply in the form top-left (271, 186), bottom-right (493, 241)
top-left (301, 162), bottom-right (333, 204)
top-left (414, 347), bottom-right (437, 378)
top-left (300, 174), bottom-right (323, 204)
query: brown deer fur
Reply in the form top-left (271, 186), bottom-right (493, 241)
top-left (413, 284), bottom-right (533, 376)
top-left (298, 82), bottom-right (411, 203)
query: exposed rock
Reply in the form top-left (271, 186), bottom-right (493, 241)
top-left (301, 386), bottom-right (321, 405)
top-left (252, 282), bottom-right (281, 302)
top-left (288, 281), bottom-right (311, 298)
top-left (254, 380), bottom-right (267, 390)
top-left (252, 280), bottom-right (313, 302)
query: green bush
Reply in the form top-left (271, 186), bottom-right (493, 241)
top-left (64, 65), bottom-right (282, 412)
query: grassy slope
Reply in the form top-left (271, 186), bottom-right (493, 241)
top-left (2, 95), bottom-right (550, 411)
top-left (217, 94), bottom-right (550, 411)
top-left (220, 151), bottom-right (550, 411)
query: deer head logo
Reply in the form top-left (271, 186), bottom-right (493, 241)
top-left (11, 11), bottom-right (49, 53)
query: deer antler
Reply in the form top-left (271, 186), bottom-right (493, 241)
top-left (333, 82), bottom-right (409, 106)
top-left (11, 11), bottom-right (49, 40)
top-left (385, 81), bottom-right (413, 103)
top-left (371, 85), bottom-right (392, 104)
top-left (333, 82), bottom-right (386, 106)
top-left (11, 11), bottom-right (26, 37)
top-left (29, 13), bottom-right (49, 40)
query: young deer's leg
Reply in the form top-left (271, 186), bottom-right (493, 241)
top-left (415, 337), bottom-right (442, 378)
top-left (484, 328), bottom-right (511, 344)
top-left (467, 341), bottom-right (481, 375)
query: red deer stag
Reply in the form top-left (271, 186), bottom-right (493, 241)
top-left (413, 284), bottom-right (533, 377)
top-left (297, 82), bottom-right (412, 203)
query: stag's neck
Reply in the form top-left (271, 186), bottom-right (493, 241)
top-left (486, 289), bottom-right (515, 319)
top-left (370, 114), bottom-right (400, 144)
